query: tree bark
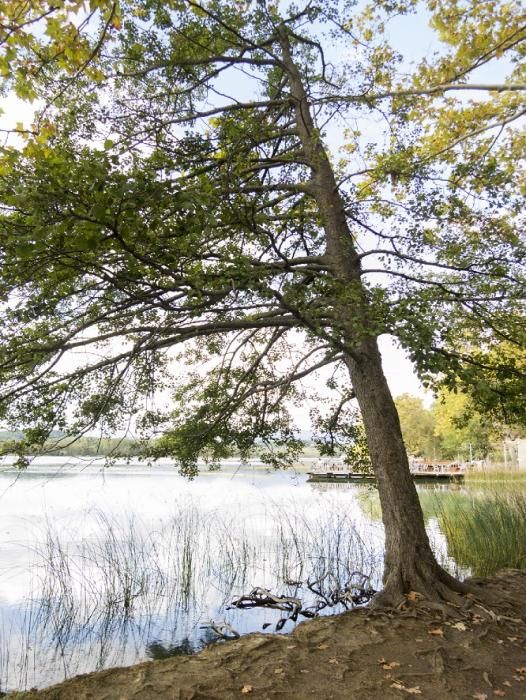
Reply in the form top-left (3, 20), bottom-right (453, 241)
top-left (343, 341), bottom-right (471, 604)
top-left (279, 26), bottom-right (473, 605)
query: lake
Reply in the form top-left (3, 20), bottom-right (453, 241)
top-left (0, 458), bottom-right (523, 693)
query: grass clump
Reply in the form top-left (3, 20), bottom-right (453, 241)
top-left (437, 492), bottom-right (526, 577)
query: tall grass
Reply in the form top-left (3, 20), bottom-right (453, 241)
top-left (465, 469), bottom-right (526, 484)
top-left (436, 492), bottom-right (526, 576)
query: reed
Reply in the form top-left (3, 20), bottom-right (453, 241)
top-left (436, 492), bottom-right (526, 576)
top-left (465, 469), bottom-right (526, 484)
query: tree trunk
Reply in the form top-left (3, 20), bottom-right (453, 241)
top-left (279, 26), bottom-right (474, 605)
top-left (344, 340), bottom-right (471, 605)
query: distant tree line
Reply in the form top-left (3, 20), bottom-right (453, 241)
top-left (394, 391), bottom-right (524, 462)
top-left (0, 432), bottom-right (143, 458)
top-left (1, 394), bottom-right (520, 463)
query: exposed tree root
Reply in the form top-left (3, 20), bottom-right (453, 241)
top-left (370, 558), bottom-right (485, 615)
top-left (372, 564), bottom-right (526, 627)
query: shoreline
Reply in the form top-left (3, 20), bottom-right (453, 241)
top-left (5, 570), bottom-right (526, 700)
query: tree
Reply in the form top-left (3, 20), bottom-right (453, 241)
top-left (432, 388), bottom-right (495, 460)
top-left (0, 0), bottom-right (524, 605)
top-left (394, 394), bottom-right (438, 458)
top-left (395, 391), bottom-right (498, 461)
top-left (433, 333), bottom-right (526, 434)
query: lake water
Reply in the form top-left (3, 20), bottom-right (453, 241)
top-left (0, 458), bottom-right (507, 692)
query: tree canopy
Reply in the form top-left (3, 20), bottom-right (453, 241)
top-left (395, 390), bottom-right (501, 460)
top-left (0, 0), bottom-right (524, 603)
top-left (0, 0), bottom-right (120, 101)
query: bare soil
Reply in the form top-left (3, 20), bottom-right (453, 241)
top-left (7, 570), bottom-right (526, 700)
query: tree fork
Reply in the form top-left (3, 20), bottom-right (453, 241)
top-left (278, 25), bottom-right (473, 605)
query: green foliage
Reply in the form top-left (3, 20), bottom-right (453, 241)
top-left (395, 391), bottom-right (501, 460)
top-left (311, 397), bottom-right (373, 473)
top-left (431, 388), bottom-right (495, 460)
top-left (0, 0), bottom-right (119, 100)
top-left (394, 394), bottom-right (439, 457)
top-left (0, 0), bottom-right (524, 477)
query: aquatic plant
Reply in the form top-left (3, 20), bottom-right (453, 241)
top-left (437, 493), bottom-right (526, 576)
top-left (0, 499), bottom-right (375, 692)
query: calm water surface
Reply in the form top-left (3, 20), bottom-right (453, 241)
top-left (0, 458), bottom-right (487, 692)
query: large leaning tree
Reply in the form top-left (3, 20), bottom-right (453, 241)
top-left (0, 0), bottom-right (524, 605)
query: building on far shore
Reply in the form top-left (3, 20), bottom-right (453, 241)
top-left (493, 439), bottom-right (526, 470)
top-left (516, 440), bottom-right (526, 470)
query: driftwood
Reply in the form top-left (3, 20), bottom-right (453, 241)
top-left (229, 574), bottom-right (376, 631)
top-left (200, 620), bottom-right (240, 640)
top-left (231, 587), bottom-right (302, 615)
top-left (305, 571), bottom-right (376, 612)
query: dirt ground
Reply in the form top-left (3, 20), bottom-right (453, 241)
top-left (6, 570), bottom-right (526, 700)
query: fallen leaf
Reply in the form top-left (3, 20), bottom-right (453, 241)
top-left (407, 591), bottom-right (423, 602)
top-left (377, 657), bottom-right (387, 664)
top-left (507, 637), bottom-right (517, 642)
top-left (241, 685), bottom-right (253, 694)
top-left (515, 667), bottom-right (526, 674)
top-left (452, 622), bottom-right (467, 631)
top-left (317, 643), bottom-right (329, 650)
top-left (390, 681), bottom-right (421, 694)
top-left (382, 661), bottom-right (401, 670)
top-left (328, 658), bottom-right (339, 664)
top-left (428, 627), bottom-right (444, 636)
top-left (274, 667), bottom-right (284, 675)
top-left (472, 694), bottom-right (488, 700)
top-left (513, 675), bottom-right (525, 682)
top-left (503, 681), bottom-right (512, 687)
top-left (493, 691), bottom-right (506, 697)
top-left (286, 644), bottom-right (296, 649)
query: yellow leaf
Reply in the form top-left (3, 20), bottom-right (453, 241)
top-left (451, 622), bottom-right (467, 631)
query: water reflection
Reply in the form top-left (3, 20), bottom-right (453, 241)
top-left (0, 462), bottom-right (380, 692)
top-left (0, 461), bottom-right (525, 694)
top-left (146, 635), bottom-right (212, 660)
